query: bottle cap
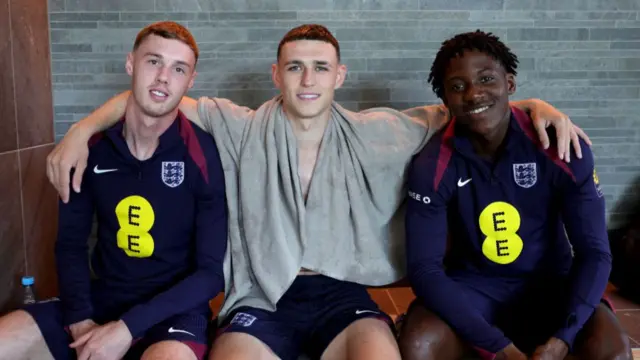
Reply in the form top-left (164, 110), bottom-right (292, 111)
top-left (21, 276), bottom-right (34, 286)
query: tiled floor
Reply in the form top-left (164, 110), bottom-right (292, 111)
top-left (606, 286), bottom-right (640, 349)
top-left (371, 283), bottom-right (640, 350)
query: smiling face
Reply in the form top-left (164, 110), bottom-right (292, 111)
top-left (442, 49), bottom-right (516, 136)
top-left (126, 34), bottom-right (197, 118)
top-left (271, 39), bottom-right (346, 123)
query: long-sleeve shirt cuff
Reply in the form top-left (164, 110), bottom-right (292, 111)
top-left (473, 336), bottom-right (512, 360)
top-left (120, 310), bottom-right (147, 338)
top-left (554, 302), bottom-right (596, 351)
top-left (62, 306), bottom-right (94, 327)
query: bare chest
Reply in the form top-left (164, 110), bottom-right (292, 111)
top-left (298, 147), bottom-right (320, 200)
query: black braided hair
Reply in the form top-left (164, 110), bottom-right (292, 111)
top-left (428, 30), bottom-right (518, 99)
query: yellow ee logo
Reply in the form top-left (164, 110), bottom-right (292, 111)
top-left (115, 195), bottom-right (155, 258)
top-left (479, 201), bottom-right (523, 265)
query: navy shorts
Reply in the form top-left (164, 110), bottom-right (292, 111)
top-left (24, 299), bottom-right (209, 360)
top-left (406, 276), bottom-right (614, 357)
top-left (216, 275), bottom-right (393, 360)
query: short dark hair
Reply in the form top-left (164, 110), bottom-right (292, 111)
top-left (428, 30), bottom-right (518, 99)
top-left (133, 21), bottom-right (199, 63)
top-left (277, 24), bottom-right (341, 61)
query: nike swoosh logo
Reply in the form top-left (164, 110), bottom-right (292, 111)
top-left (168, 327), bottom-right (195, 336)
top-left (93, 165), bottom-right (118, 174)
top-left (457, 178), bottom-right (472, 187)
top-left (355, 310), bottom-right (380, 315)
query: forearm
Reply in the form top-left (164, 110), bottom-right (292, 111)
top-left (410, 266), bottom-right (511, 354)
top-left (405, 201), bottom-right (508, 353)
top-left (554, 251), bottom-right (612, 348)
top-left (55, 186), bottom-right (95, 325)
top-left (120, 269), bottom-right (223, 337)
top-left (509, 98), bottom-right (541, 113)
top-left (55, 231), bottom-right (93, 325)
top-left (178, 96), bottom-right (204, 129)
top-left (404, 103), bottom-right (450, 130)
top-left (73, 91), bottom-right (130, 136)
top-left (558, 154), bottom-right (611, 348)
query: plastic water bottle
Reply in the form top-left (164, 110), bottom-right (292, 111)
top-left (22, 276), bottom-right (36, 305)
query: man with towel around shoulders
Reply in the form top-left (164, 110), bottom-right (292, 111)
top-left (46, 24), bottom-right (591, 360)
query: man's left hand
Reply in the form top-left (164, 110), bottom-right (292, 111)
top-left (70, 320), bottom-right (133, 360)
top-left (532, 337), bottom-right (569, 360)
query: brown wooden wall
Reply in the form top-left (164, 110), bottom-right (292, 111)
top-left (0, 0), bottom-right (58, 313)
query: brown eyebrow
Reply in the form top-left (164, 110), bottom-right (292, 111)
top-left (284, 60), bottom-right (331, 67)
top-left (144, 52), bottom-right (192, 69)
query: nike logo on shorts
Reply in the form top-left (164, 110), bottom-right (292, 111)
top-left (168, 327), bottom-right (195, 336)
top-left (355, 309), bottom-right (380, 315)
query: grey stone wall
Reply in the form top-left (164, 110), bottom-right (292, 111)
top-left (48, 0), bottom-right (640, 228)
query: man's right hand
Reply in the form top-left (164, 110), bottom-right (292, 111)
top-left (46, 123), bottom-right (92, 203)
top-left (495, 343), bottom-right (528, 360)
top-left (68, 319), bottom-right (98, 356)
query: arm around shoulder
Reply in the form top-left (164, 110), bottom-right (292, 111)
top-left (78, 90), bottom-right (130, 133)
top-left (511, 98), bottom-right (592, 162)
top-left (47, 90), bottom-right (130, 202)
top-left (177, 95), bottom-right (203, 129)
top-left (195, 96), bottom-right (254, 161)
top-left (400, 103), bottom-right (450, 136)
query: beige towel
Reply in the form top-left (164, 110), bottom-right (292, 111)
top-left (197, 95), bottom-right (448, 321)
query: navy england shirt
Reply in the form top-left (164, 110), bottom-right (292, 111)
top-left (55, 111), bottom-right (228, 338)
top-left (405, 107), bottom-right (610, 355)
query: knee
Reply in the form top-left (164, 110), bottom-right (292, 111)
top-left (141, 341), bottom-right (198, 360)
top-left (0, 310), bottom-right (36, 327)
top-left (580, 306), bottom-right (634, 360)
top-left (398, 328), bottom-right (443, 360)
top-left (324, 318), bottom-right (400, 360)
top-left (601, 334), bottom-right (633, 360)
top-left (580, 323), bottom-right (634, 360)
top-left (397, 310), bottom-right (455, 360)
top-left (208, 332), bottom-right (277, 360)
top-left (0, 310), bottom-right (46, 357)
top-left (0, 310), bottom-right (37, 337)
top-left (588, 339), bottom-right (634, 360)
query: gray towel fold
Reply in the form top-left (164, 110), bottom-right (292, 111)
top-left (197, 95), bottom-right (448, 322)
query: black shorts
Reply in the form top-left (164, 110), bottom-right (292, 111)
top-left (216, 274), bottom-right (394, 360)
top-left (24, 299), bottom-right (209, 360)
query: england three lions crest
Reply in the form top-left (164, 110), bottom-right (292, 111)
top-left (162, 161), bottom-right (184, 188)
top-left (513, 163), bottom-right (537, 188)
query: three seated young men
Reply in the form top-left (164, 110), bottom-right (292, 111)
top-left (2, 22), bottom-right (629, 360)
